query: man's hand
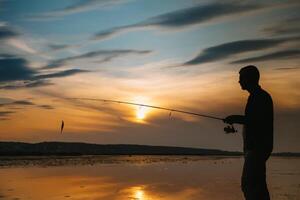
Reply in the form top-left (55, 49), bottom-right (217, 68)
top-left (223, 115), bottom-right (245, 125)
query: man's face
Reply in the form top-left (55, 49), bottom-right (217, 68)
top-left (239, 73), bottom-right (248, 90)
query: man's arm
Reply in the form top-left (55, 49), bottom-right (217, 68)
top-left (223, 115), bottom-right (245, 124)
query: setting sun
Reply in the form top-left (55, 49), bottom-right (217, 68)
top-left (132, 96), bottom-right (151, 121)
top-left (136, 106), bottom-right (147, 120)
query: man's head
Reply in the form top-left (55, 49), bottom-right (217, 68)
top-left (239, 65), bottom-right (260, 90)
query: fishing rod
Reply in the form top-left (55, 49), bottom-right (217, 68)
top-left (66, 97), bottom-right (237, 134)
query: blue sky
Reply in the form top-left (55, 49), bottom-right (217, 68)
top-left (0, 0), bottom-right (300, 152)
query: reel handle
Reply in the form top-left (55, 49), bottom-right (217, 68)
top-left (224, 124), bottom-right (237, 134)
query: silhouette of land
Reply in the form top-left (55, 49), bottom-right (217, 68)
top-left (0, 142), bottom-right (299, 156)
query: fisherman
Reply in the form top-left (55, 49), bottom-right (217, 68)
top-left (224, 65), bottom-right (273, 200)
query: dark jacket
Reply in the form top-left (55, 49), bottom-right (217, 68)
top-left (243, 86), bottom-right (273, 153)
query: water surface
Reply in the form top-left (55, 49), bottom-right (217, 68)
top-left (0, 156), bottom-right (299, 200)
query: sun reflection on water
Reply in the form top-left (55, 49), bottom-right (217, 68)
top-left (135, 189), bottom-right (144, 199)
top-left (132, 186), bottom-right (146, 200)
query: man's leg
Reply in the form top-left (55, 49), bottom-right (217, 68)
top-left (242, 152), bottom-right (255, 200)
top-left (241, 151), bottom-right (270, 200)
top-left (260, 155), bottom-right (270, 200)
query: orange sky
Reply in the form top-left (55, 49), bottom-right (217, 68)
top-left (0, 0), bottom-right (300, 152)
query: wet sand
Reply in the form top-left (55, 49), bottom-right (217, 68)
top-left (0, 156), bottom-right (299, 200)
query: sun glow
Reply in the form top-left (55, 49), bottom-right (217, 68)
top-left (136, 106), bottom-right (147, 120)
top-left (132, 96), bottom-right (151, 121)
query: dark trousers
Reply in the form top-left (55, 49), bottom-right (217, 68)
top-left (241, 151), bottom-right (271, 200)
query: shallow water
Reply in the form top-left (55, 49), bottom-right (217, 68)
top-left (0, 156), bottom-right (299, 200)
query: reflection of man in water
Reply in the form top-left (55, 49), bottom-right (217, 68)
top-left (224, 65), bottom-right (273, 200)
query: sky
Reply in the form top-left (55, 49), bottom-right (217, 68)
top-left (0, 0), bottom-right (299, 152)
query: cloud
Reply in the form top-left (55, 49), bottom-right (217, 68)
top-left (0, 55), bottom-right (89, 89)
top-left (0, 54), bottom-right (15, 59)
top-left (0, 69), bottom-right (88, 90)
top-left (0, 99), bottom-right (54, 110)
top-left (0, 100), bottom-right (34, 107)
top-left (231, 49), bottom-right (300, 64)
top-left (140, 2), bottom-right (260, 28)
top-left (274, 67), bottom-right (299, 70)
top-left (25, 80), bottom-right (54, 87)
top-left (0, 111), bottom-right (14, 121)
top-left (0, 97), bottom-right (13, 104)
top-left (33, 69), bottom-right (89, 80)
top-left (66, 49), bottom-right (151, 60)
top-left (27, 0), bottom-right (132, 20)
top-left (43, 49), bottom-right (152, 69)
top-left (181, 36), bottom-right (300, 66)
top-left (0, 80), bottom-right (53, 90)
top-left (12, 100), bottom-right (35, 106)
top-left (0, 24), bottom-right (19, 40)
top-left (0, 117), bottom-right (10, 121)
top-left (263, 15), bottom-right (300, 36)
top-left (47, 43), bottom-right (79, 51)
top-left (0, 56), bottom-right (35, 82)
top-left (48, 44), bottom-right (70, 50)
top-left (0, 111), bottom-right (15, 116)
top-left (43, 60), bottom-right (65, 69)
top-left (38, 105), bottom-right (54, 109)
top-left (0, 23), bottom-right (40, 55)
top-left (92, 2), bottom-right (263, 40)
top-left (6, 38), bottom-right (38, 54)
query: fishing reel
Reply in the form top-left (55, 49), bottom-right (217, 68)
top-left (224, 124), bottom-right (237, 134)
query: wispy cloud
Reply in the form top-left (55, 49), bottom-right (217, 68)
top-left (33, 69), bottom-right (89, 80)
top-left (0, 80), bottom-right (53, 90)
top-left (0, 24), bottom-right (19, 40)
top-left (0, 111), bottom-right (15, 116)
top-left (48, 44), bottom-right (70, 51)
top-left (11, 100), bottom-right (35, 106)
top-left (38, 105), bottom-right (54, 109)
top-left (24, 80), bottom-right (54, 88)
top-left (274, 67), bottom-right (299, 70)
top-left (0, 56), bottom-right (35, 82)
top-left (92, 2), bottom-right (264, 40)
top-left (47, 43), bottom-right (79, 51)
top-left (27, 0), bottom-right (132, 20)
top-left (6, 38), bottom-right (38, 54)
top-left (181, 36), bottom-right (300, 66)
top-left (43, 49), bottom-right (152, 69)
top-left (0, 100), bottom-right (34, 107)
top-left (0, 111), bottom-right (13, 120)
top-left (263, 15), bottom-right (300, 36)
top-left (0, 99), bottom-right (54, 117)
top-left (0, 55), bottom-right (89, 89)
top-left (231, 49), bottom-right (300, 64)
top-left (0, 23), bottom-right (41, 55)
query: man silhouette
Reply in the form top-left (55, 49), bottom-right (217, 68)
top-left (224, 65), bottom-right (273, 200)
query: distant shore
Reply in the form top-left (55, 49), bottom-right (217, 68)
top-left (0, 141), bottom-right (299, 157)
